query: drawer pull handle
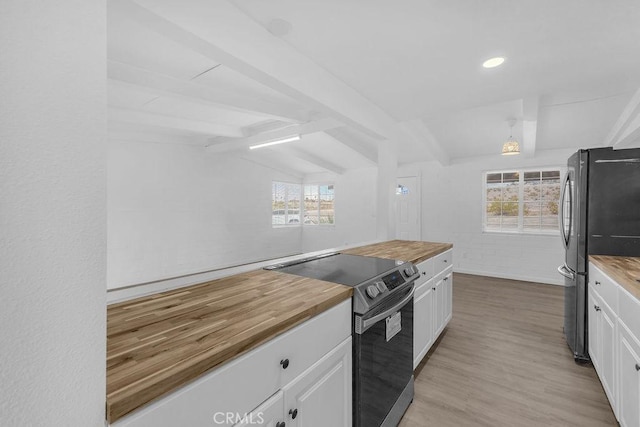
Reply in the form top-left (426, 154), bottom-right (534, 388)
top-left (443, 277), bottom-right (448, 281)
top-left (444, 259), bottom-right (448, 263)
top-left (432, 287), bottom-right (436, 291)
top-left (280, 359), bottom-right (289, 369)
top-left (276, 422), bottom-right (286, 427)
top-left (636, 364), bottom-right (640, 372)
top-left (422, 272), bottom-right (426, 275)
top-left (594, 305), bottom-right (601, 312)
top-left (289, 409), bottom-right (298, 419)
top-left (595, 281), bottom-right (601, 285)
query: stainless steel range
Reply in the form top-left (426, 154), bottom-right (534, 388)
top-left (266, 252), bottom-right (420, 427)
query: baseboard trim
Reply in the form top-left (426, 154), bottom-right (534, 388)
top-left (454, 268), bottom-right (565, 287)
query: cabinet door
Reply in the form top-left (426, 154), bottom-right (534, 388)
top-left (234, 391), bottom-right (284, 427)
top-left (434, 278), bottom-right (445, 336)
top-left (600, 303), bottom-right (616, 408)
top-left (619, 324), bottom-right (640, 427)
top-left (588, 291), bottom-right (601, 370)
top-left (283, 337), bottom-right (352, 427)
top-left (413, 284), bottom-right (434, 369)
top-left (443, 273), bottom-right (452, 324)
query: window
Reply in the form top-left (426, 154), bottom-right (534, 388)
top-left (303, 184), bottom-right (335, 225)
top-left (484, 169), bottom-right (562, 233)
top-left (272, 182), bottom-right (301, 226)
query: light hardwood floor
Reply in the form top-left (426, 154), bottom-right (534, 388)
top-left (399, 273), bottom-right (617, 427)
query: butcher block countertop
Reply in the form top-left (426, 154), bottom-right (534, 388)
top-left (106, 269), bottom-right (352, 423)
top-left (343, 239), bottom-right (452, 264)
top-left (590, 255), bottom-right (640, 301)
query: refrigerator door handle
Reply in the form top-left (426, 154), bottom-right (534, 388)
top-left (559, 172), bottom-right (572, 248)
top-left (557, 263), bottom-right (575, 280)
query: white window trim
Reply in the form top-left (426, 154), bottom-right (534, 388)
top-left (303, 182), bottom-right (336, 227)
top-left (482, 166), bottom-right (565, 236)
top-left (272, 181), bottom-right (302, 228)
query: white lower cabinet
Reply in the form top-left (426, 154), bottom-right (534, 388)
top-left (618, 323), bottom-right (640, 427)
top-left (282, 338), bottom-right (352, 427)
top-left (413, 282), bottom-right (434, 368)
top-left (588, 288), bottom-right (616, 406)
top-left (111, 300), bottom-right (352, 427)
top-left (413, 250), bottom-right (453, 369)
top-left (588, 263), bottom-right (640, 426)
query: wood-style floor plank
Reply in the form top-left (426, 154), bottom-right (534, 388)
top-left (400, 273), bottom-right (616, 427)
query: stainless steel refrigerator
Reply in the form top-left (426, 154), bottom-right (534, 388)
top-left (558, 147), bottom-right (640, 361)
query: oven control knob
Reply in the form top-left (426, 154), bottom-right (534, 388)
top-left (366, 285), bottom-right (380, 299)
top-left (376, 281), bottom-right (388, 293)
top-left (404, 267), bottom-right (415, 276)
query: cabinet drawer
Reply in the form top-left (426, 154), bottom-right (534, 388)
top-left (112, 299), bottom-right (351, 427)
top-left (414, 258), bottom-right (434, 286)
top-left (619, 286), bottom-right (640, 341)
top-left (590, 264), bottom-right (618, 312)
top-left (433, 250), bottom-right (452, 275)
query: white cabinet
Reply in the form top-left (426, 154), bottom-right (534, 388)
top-left (413, 282), bottom-right (434, 368)
top-left (111, 300), bottom-right (352, 427)
top-left (413, 249), bottom-right (453, 369)
top-left (588, 287), bottom-right (616, 406)
top-left (618, 323), bottom-right (640, 427)
top-left (588, 263), bottom-right (640, 426)
top-left (234, 391), bottom-right (284, 427)
top-left (282, 338), bottom-right (352, 427)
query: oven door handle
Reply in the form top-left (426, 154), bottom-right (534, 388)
top-left (357, 284), bottom-right (415, 334)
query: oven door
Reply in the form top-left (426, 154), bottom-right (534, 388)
top-left (353, 284), bottom-right (414, 427)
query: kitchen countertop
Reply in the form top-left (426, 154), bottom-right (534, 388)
top-left (106, 269), bottom-right (352, 423)
top-left (343, 239), bottom-right (452, 264)
top-left (106, 239), bottom-right (450, 423)
top-left (590, 255), bottom-right (640, 301)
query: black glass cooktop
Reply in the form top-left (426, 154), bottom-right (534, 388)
top-left (270, 253), bottom-right (400, 287)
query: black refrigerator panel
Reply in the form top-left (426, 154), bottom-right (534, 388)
top-left (588, 147), bottom-right (640, 256)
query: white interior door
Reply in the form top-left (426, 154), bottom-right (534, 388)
top-left (395, 176), bottom-right (421, 240)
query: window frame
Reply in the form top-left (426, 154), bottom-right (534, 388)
top-left (482, 166), bottom-right (565, 235)
top-left (271, 181), bottom-right (302, 228)
top-left (302, 182), bottom-right (335, 227)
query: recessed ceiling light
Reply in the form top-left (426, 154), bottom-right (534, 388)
top-left (482, 57), bottom-right (505, 68)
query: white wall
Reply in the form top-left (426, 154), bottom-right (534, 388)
top-left (301, 168), bottom-right (379, 253)
top-left (108, 141), bottom-right (304, 288)
top-left (400, 148), bottom-right (579, 285)
top-left (0, 2), bottom-right (106, 426)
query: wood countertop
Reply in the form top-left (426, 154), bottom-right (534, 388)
top-left (106, 269), bottom-right (352, 423)
top-left (343, 240), bottom-right (452, 264)
top-left (590, 255), bottom-right (640, 301)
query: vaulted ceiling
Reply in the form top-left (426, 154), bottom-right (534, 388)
top-left (108, 0), bottom-right (640, 176)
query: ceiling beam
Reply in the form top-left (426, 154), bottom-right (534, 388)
top-left (521, 97), bottom-right (539, 158)
top-left (285, 147), bottom-right (345, 175)
top-left (108, 60), bottom-right (308, 124)
top-left (109, 0), bottom-right (417, 147)
top-left (605, 88), bottom-right (640, 148)
top-left (400, 119), bottom-right (450, 165)
top-left (324, 127), bottom-right (378, 164)
top-left (206, 117), bottom-right (342, 153)
top-left (109, 107), bottom-right (243, 137)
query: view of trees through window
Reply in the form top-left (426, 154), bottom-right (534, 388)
top-left (272, 182), bottom-right (334, 226)
top-left (485, 170), bottom-right (561, 233)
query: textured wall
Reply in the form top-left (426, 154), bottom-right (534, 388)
top-left (0, 2), bottom-right (106, 426)
top-left (108, 141), bottom-right (304, 288)
top-left (400, 148), bottom-right (579, 286)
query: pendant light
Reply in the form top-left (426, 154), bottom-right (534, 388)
top-left (502, 119), bottom-right (520, 156)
